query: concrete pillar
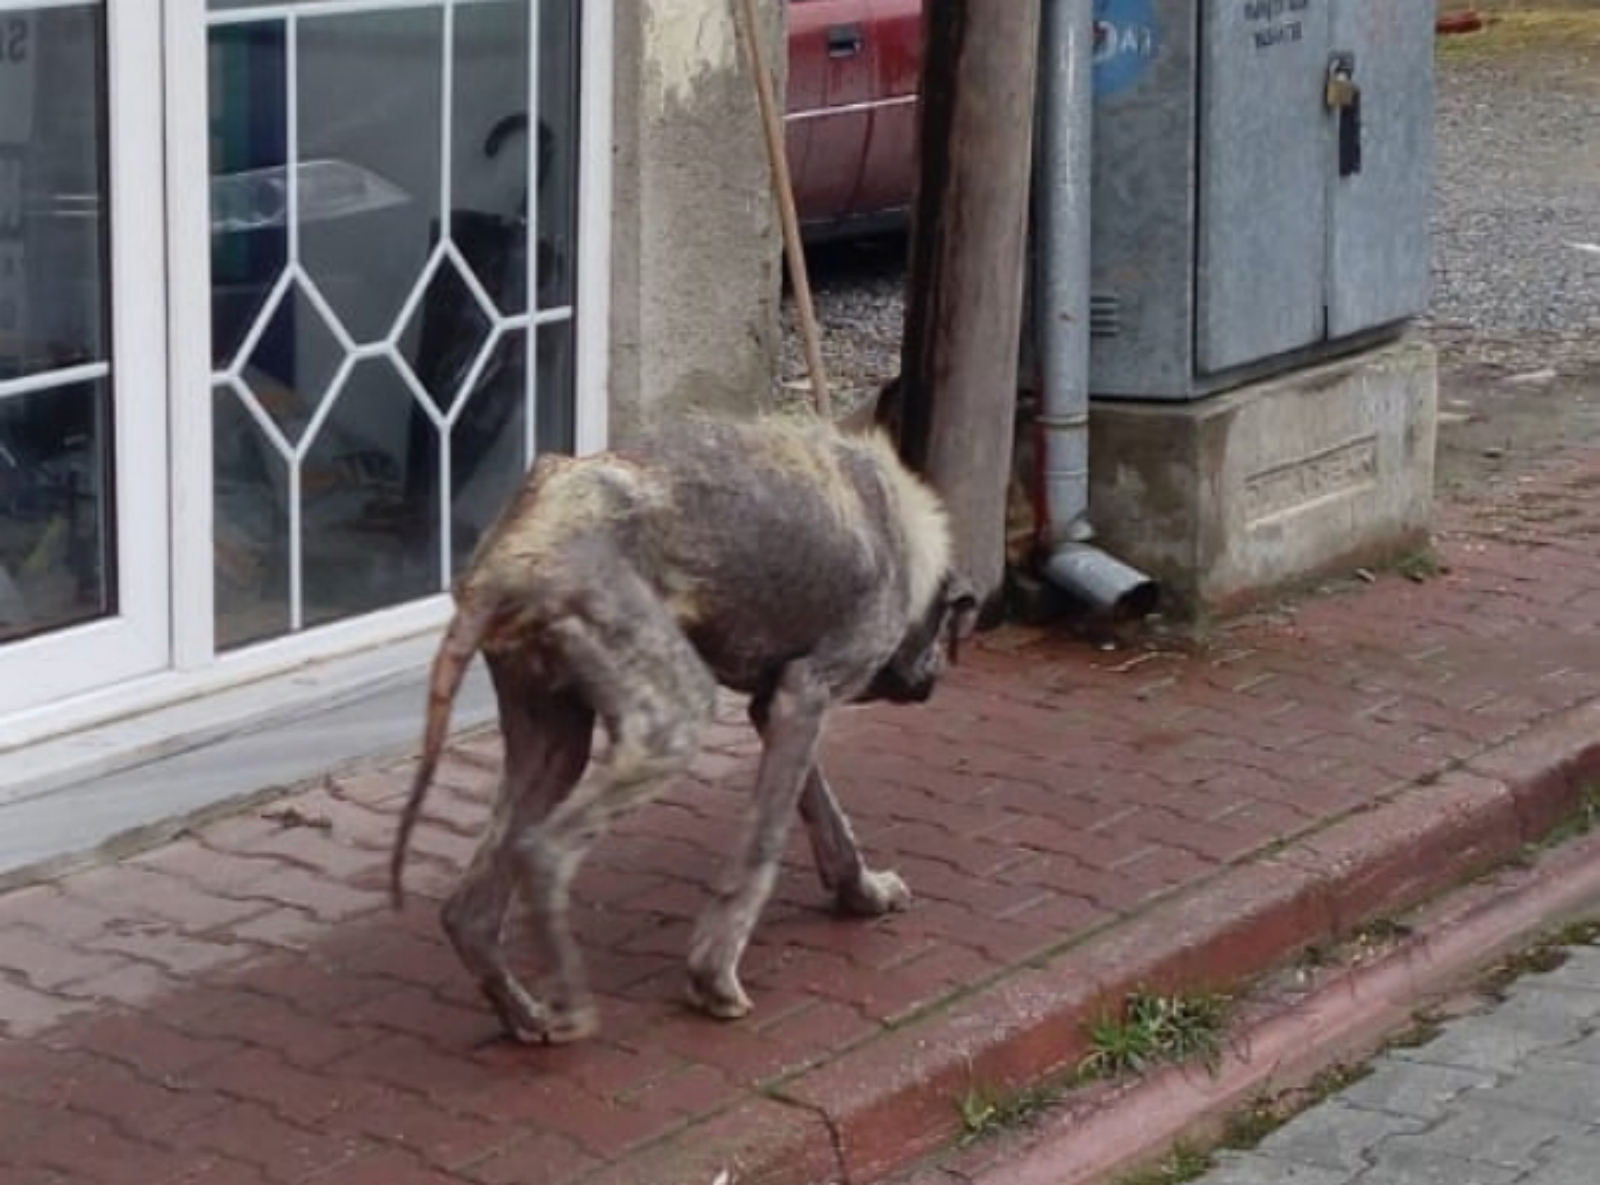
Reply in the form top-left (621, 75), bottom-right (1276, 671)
top-left (608, 0), bottom-right (785, 443)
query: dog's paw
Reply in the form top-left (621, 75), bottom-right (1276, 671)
top-left (539, 1002), bottom-right (601, 1046)
top-left (482, 974), bottom-right (553, 1044)
top-left (837, 868), bottom-right (912, 917)
top-left (686, 969), bottom-right (754, 1021)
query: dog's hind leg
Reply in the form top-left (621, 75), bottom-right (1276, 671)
top-left (513, 593), bottom-right (716, 1044)
top-left (442, 656), bottom-right (593, 1042)
top-left (747, 694), bottom-right (911, 919)
top-left (687, 662), bottom-right (830, 1019)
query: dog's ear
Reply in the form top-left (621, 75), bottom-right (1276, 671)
top-left (943, 573), bottom-right (980, 665)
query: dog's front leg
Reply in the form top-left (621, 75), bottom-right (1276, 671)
top-left (798, 766), bottom-right (912, 917)
top-left (688, 661), bottom-right (828, 1019)
top-left (748, 694), bottom-right (911, 918)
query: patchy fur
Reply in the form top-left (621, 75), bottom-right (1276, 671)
top-left (389, 414), bottom-right (974, 1045)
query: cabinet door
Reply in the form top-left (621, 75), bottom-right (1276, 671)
top-left (786, 0), bottom-right (874, 227)
top-left (1326, 0), bottom-right (1434, 338)
top-left (1195, 0), bottom-right (1332, 376)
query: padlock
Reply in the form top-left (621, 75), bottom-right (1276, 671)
top-left (1325, 70), bottom-right (1357, 110)
top-left (1325, 52), bottom-right (1363, 177)
top-left (1324, 52), bottom-right (1358, 110)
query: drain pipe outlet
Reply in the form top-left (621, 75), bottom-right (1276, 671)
top-left (1035, 0), bottom-right (1157, 620)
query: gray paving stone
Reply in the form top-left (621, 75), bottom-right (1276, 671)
top-left (1401, 1097), bottom-right (1573, 1170)
top-left (1252, 1103), bottom-right (1428, 1173)
top-left (1345, 1137), bottom-right (1520, 1185)
top-left (1497, 984), bottom-right (1600, 1027)
top-left (1193, 1151), bottom-right (1356, 1185)
top-left (1521, 945), bottom-right (1600, 994)
top-left (1483, 1058), bottom-right (1600, 1124)
top-left (1521, 1131), bottom-right (1600, 1185)
top-left (1190, 926), bottom-right (1600, 1185)
top-left (1396, 1008), bottom-right (1588, 1076)
top-left (1338, 1059), bottom-right (1496, 1121)
top-left (1548, 1028), bottom-right (1600, 1065)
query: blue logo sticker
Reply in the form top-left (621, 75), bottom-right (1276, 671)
top-left (1093, 0), bottom-right (1159, 99)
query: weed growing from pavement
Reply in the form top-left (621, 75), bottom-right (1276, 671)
top-left (1479, 915), bottom-right (1600, 1001)
top-left (1296, 917), bottom-right (1416, 977)
top-left (953, 989), bottom-right (1229, 1148)
top-left (1116, 1141), bottom-right (1213, 1185)
top-left (1385, 1009), bottom-right (1448, 1050)
top-left (1080, 990), bottom-right (1230, 1080)
top-left (955, 1081), bottom-right (1057, 1147)
top-left (1390, 548), bottom-right (1446, 584)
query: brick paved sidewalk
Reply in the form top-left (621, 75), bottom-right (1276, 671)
top-left (4, 449), bottom-right (1600, 1185)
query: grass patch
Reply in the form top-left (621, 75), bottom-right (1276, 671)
top-left (1080, 990), bottom-right (1231, 1080)
top-left (1479, 915), bottom-right (1600, 1001)
top-left (1391, 549), bottom-right (1445, 584)
top-left (1386, 1009), bottom-right (1448, 1050)
top-left (1117, 1142), bottom-right (1215, 1185)
top-left (953, 989), bottom-right (1230, 1148)
top-left (955, 1081), bottom-right (1057, 1147)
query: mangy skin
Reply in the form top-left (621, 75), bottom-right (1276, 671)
top-left (389, 414), bottom-right (975, 1045)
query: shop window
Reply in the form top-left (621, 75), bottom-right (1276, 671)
top-left (205, 0), bottom-right (581, 650)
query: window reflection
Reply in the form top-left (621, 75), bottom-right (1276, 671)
top-left (206, 0), bottom-right (582, 650)
top-left (0, 5), bottom-right (114, 645)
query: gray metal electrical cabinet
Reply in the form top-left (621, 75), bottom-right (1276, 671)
top-left (1087, 0), bottom-right (1434, 401)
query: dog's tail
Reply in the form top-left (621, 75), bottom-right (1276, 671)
top-left (389, 598), bottom-right (495, 909)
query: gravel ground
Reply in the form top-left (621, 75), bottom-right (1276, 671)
top-left (1423, 16), bottom-right (1600, 372)
top-left (780, 13), bottom-right (1600, 446)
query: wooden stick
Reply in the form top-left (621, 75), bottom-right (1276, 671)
top-left (732, 0), bottom-right (832, 420)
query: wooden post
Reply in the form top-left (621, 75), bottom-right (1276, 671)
top-left (884, 0), bottom-right (1042, 612)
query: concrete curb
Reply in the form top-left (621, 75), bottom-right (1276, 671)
top-left (645, 698), bottom-right (1600, 1185)
top-left (903, 790), bottom-right (1600, 1185)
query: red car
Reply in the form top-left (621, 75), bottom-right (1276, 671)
top-left (785, 0), bottom-right (922, 240)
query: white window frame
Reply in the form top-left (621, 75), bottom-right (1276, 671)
top-left (0, 0), bottom-right (609, 752)
top-left (0, 0), bottom-right (174, 719)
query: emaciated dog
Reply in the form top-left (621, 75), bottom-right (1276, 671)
top-left (389, 415), bottom-right (975, 1044)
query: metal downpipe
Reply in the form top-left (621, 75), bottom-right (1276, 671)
top-left (1034, 0), bottom-right (1157, 620)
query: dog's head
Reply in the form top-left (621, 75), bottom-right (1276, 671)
top-left (862, 573), bottom-right (980, 705)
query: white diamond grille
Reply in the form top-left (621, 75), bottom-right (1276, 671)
top-left (207, 0), bottom-right (575, 634)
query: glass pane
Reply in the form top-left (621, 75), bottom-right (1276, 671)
top-left (208, 21), bottom-right (288, 369)
top-left (0, 380), bottom-right (111, 643)
top-left (535, 318), bottom-right (574, 455)
top-left (241, 281), bottom-right (345, 447)
top-left (400, 256), bottom-right (492, 417)
top-left (214, 385), bottom-right (290, 650)
top-left (0, 5), bottom-right (114, 645)
top-left (300, 358), bottom-right (435, 630)
top-left (0, 6), bottom-right (108, 376)
top-left (536, 0), bottom-right (580, 311)
top-left (452, 0), bottom-right (530, 316)
top-left (298, 8), bottom-right (443, 344)
top-left (450, 328), bottom-right (526, 570)
top-left (206, 1), bottom-right (583, 648)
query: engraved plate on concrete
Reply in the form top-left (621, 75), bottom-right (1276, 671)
top-left (1243, 435), bottom-right (1378, 526)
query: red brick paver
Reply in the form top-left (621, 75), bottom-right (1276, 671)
top-left (4, 451), bottom-right (1600, 1185)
